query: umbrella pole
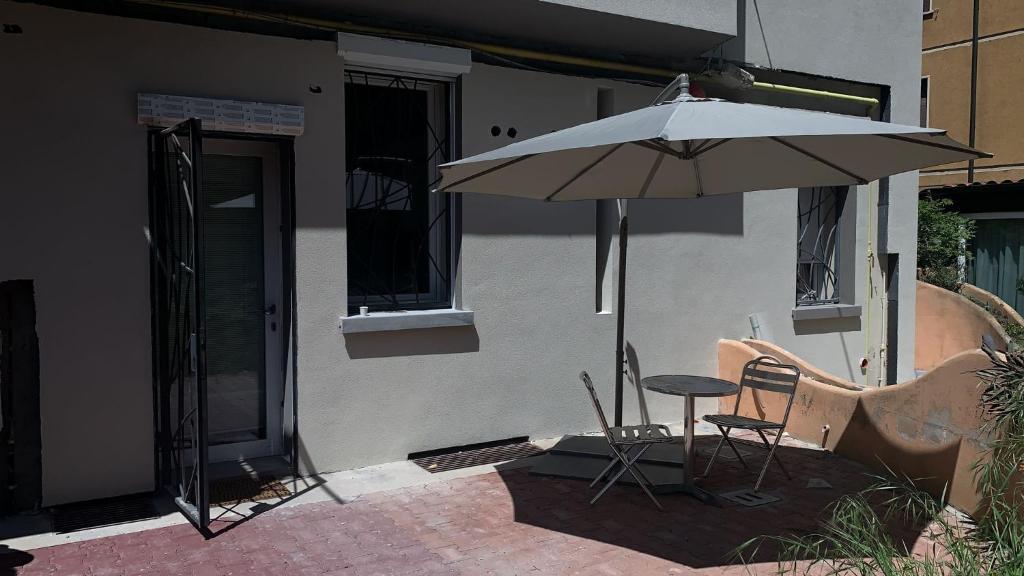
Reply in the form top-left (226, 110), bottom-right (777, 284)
top-left (614, 205), bottom-right (628, 427)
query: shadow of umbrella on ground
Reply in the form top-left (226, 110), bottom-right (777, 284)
top-left (494, 437), bottom-right (930, 571)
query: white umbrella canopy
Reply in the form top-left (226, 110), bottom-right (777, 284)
top-left (436, 74), bottom-right (988, 426)
top-left (438, 77), bottom-right (987, 201)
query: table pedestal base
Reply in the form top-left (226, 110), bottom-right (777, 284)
top-left (652, 481), bottom-right (720, 505)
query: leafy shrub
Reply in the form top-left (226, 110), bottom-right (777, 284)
top-left (918, 197), bottom-right (975, 292)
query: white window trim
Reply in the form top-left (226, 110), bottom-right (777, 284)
top-left (337, 32), bottom-right (471, 78)
top-left (340, 308), bottom-right (474, 334)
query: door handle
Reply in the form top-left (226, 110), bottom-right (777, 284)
top-left (264, 304), bottom-right (277, 317)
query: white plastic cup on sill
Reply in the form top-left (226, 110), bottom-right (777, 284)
top-left (359, 305), bottom-right (369, 316)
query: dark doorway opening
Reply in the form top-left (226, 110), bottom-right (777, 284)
top-left (0, 279), bottom-right (42, 516)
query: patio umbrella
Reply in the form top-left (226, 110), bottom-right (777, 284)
top-left (437, 74), bottom-right (988, 425)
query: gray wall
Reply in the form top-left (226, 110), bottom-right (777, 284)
top-left (723, 0), bottom-right (924, 382)
top-left (0, 2), bottom-right (345, 504)
top-left (0, 0), bottom-right (924, 504)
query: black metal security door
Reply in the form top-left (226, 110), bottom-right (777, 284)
top-left (149, 119), bottom-right (210, 531)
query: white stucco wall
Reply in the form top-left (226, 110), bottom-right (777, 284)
top-left (0, 1), bottom-right (924, 505)
top-left (723, 0), bottom-right (924, 382)
top-left (0, 2), bottom-right (346, 505)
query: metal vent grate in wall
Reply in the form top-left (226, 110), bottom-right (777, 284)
top-left (410, 438), bottom-right (545, 473)
top-left (52, 494), bottom-right (159, 534)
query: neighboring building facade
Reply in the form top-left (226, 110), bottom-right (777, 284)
top-left (920, 0), bottom-right (1024, 314)
top-left (0, 0), bottom-right (923, 517)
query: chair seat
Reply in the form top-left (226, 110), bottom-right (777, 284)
top-left (704, 414), bottom-right (783, 430)
top-left (609, 424), bottom-right (673, 445)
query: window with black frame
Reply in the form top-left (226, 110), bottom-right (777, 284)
top-left (796, 186), bottom-right (847, 306)
top-left (345, 71), bottom-right (453, 313)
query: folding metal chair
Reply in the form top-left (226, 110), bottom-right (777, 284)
top-left (579, 371), bottom-right (673, 509)
top-left (702, 356), bottom-right (800, 492)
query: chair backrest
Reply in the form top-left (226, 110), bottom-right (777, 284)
top-left (624, 342), bottom-right (651, 426)
top-left (735, 356), bottom-right (801, 425)
top-left (579, 371), bottom-right (615, 443)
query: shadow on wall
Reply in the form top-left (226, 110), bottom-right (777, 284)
top-left (718, 338), bottom-right (992, 515)
top-left (461, 193), bottom-right (744, 236)
top-left (793, 317), bottom-right (861, 336)
top-left (344, 325), bottom-right (480, 359)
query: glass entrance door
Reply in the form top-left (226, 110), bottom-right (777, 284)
top-left (202, 139), bottom-right (283, 463)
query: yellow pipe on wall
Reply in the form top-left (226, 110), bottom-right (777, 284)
top-left (124, 0), bottom-right (879, 108)
top-left (751, 82), bottom-right (880, 108)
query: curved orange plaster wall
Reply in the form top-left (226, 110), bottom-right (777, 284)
top-left (915, 280), bottom-right (1008, 373)
top-left (743, 339), bottom-right (863, 391)
top-left (718, 339), bottom-right (991, 513)
top-left (962, 283), bottom-right (1024, 327)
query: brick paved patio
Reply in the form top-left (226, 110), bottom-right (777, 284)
top-left (4, 435), bottom-right (935, 575)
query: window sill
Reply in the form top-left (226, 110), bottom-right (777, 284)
top-left (341, 308), bottom-right (474, 334)
top-left (791, 304), bottom-right (862, 321)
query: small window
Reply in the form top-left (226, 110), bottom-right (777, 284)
top-left (345, 71), bottom-right (454, 313)
top-left (796, 186), bottom-right (847, 306)
top-left (923, 0), bottom-right (936, 19)
top-left (920, 77), bottom-right (929, 128)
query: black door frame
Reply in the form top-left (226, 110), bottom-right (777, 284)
top-left (147, 123), bottom-right (298, 533)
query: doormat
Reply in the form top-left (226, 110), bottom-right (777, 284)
top-left (412, 441), bottom-right (545, 473)
top-left (208, 476), bottom-right (292, 506)
top-left (52, 494), bottom-right (159, 534)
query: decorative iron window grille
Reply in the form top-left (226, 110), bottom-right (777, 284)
top-left (796, 186), bottom-right (847, 305)
top-left (345, 71), bottom-right (453, 313)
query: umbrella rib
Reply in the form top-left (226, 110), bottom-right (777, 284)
top-left (437, 154), bottom-right (537, 192)
top-left (638, 152), bottom-right (666, 199)
top-left (691, 138), bottom-right (732, 158)
top-left (633, 140), bottom-right (682, 158)
top-left (545, 144), bottom-right (625, 201)
top-left (877, 133), bottom-right (992, 158)
top-left (770, 137), bottom-right (869, 184)
top-left (684, 141), bottom-right (705, 197)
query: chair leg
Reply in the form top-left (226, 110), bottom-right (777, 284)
top-left (703, 433), bottom-right (726, 478)
top-left (590, 445), bottom-right (662, 509)
top-left (590, 464), bottom-right (628, 504)
top-left (720, 427), bottom-right (750, 470)
top-left (754, 429), bottom-right (790, 492)
top-left (621, 453), bottom-right (662, 510)
top-left (590, 452), bottom-right (624, 488)
top-left (756, 429), bottom-right (791, 479)
top-left (704, 425), bottom-right (749, 479)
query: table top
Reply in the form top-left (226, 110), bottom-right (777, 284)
top-left (641, 375), bottom-right (738, 398)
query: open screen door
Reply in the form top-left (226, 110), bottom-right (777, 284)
top-left (149, 118), bottom-right (210, 531)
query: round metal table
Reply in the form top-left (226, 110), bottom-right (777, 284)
top-left (641, 375), bottom-right (738, 502)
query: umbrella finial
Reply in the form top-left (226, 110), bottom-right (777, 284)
top-left (653, 73), bottom-right (704, 105)
top-left (676, 73), bottom-right (690, 96)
